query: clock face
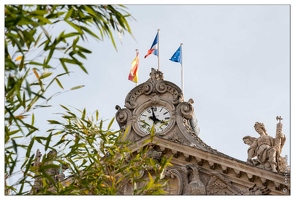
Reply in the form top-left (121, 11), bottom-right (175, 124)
top-left (137, 105), bottom-right (171, 134)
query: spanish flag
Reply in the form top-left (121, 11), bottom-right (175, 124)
top-left (128, 49), bottom-right (139, 83)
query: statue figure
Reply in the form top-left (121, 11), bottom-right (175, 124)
top-left (182, 164), bottom-right (206, 195)
top-left (243, 117), bottom-right (286, 173)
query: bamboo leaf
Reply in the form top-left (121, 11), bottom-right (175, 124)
top-left (32, 68), bottom-right (40, 79)
top-left (59, 58), bottom-right (69, 73)
top-left (39, 72), bottom-right (53, 79)
top-left (34, 15), bottom-right (52, 24)
top-left (82, 108), bottom-right (86, 120)
top-left (65, 20), bottom-right (83, 34)
top-left (77, 45), bottom-right (92, 53)
top-left (63, 32), bottom-right (80, 39)
top-left (30, 10), bottom-right (48, 15)
top-left (95, 110), bottom-right (99, 121)
top-left (64, 7), bottom-right (73, 21)
top-left (80, 26), bottom-right (99, 39)
top-left (45, 133), bottom-right (52, 151)
top-left (40, 25), bottom-right (51, 41)
top-left (70, 85), bottom-right (84, 90)
top-left (31, 113), bottom-right (35, 126)
top-left (55, 78), bottom-right (64, 89)
top-left (47, 120), bottom-right (61, 125)
top-left (108, 118), bottom-right (114, 130)
top-left (12, 139), bottom-right (18, 154)
top-left (26, 137), bottom-right (35, 158)
top-left (60, 104), bottom-right (70, 111)
top-left (77, 64), bottom-right (88, 74)
top-left (34, 32), bottom-right (42, 47)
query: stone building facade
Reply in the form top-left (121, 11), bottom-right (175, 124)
top-left (31, 68), bottom-right (290, 195)
top-left (114, 68), bottom-right (290, 195)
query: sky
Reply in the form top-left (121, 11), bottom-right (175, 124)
top-left (35, 4), bottom-right (290, 162)
top-left (2, 1), bottom-right (294, 197)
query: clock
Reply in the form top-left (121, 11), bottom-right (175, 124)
top-left (137, 105), bottom-right (172, 135)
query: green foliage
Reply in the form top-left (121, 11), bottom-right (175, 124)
top-left (4, 4), bottom-right (134, 195)
top-left (5, 5), bottom-right (170, 195)
top-left (31, 106), bottom-right (171, 195)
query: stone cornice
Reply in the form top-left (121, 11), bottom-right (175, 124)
top-left (128, 135), bottom-right (290, 193)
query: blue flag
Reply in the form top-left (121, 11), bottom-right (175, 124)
top-left (169, 46), bottom-right (182, 64)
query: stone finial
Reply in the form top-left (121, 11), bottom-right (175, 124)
top-left (149, 68), bottom-right (164, 81)
top-left (276, 116), bottom-right (283, 123)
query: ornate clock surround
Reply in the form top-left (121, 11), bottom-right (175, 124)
top-left (132, 98), bottom-right (176, 136)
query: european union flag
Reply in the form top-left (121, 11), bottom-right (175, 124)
top-left (169, 46), bottom-right (182, 64)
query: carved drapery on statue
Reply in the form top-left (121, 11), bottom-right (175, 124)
top-left (243, 116), bottom-right (288, 173)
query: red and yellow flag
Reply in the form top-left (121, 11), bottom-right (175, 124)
top-left (128, 50), bottom-right (139, 83)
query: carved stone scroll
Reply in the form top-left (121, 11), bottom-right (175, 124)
top-left (164, 168), bottom-right (183, 195)
top-left (115, 105), bottom-right (132, 128)
top-left (176, 102), bottom-right (194, 119)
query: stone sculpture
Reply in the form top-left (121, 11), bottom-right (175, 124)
top-left (243, 116), bottom-right (287, 173)
top-left (182, 164), bottom-right (206, 195)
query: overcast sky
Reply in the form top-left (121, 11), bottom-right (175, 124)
top-left (39, 4), bottom-right (291, 163)
top-left (2, 2), bottom-right (293, 195)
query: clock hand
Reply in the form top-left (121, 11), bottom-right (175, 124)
top-left (149, 107), bottom-right (159, 123)
top-left (151, 107), bottom-right (157, 119)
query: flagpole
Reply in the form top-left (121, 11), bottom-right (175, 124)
top-left (180, 43), bottom-right (184, 94)
top-left (136, 49), bottom-right (138, 86)
top-left (157, 29), bottom-right (160, 71)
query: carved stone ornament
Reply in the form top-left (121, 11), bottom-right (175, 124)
top-left (146, 147), bottom-right (162, 161)
top-left (241, 184), bottom-right (270, 195)
top-left (243, 117), bottom-right (288, 173)
top-left (124, 68), bottom-right (183, 110)
top-left (167, 130), bottom-right (190, 146)
top-left (164, 168), bottom-right (184, 195)
top-left (182, 164), bottom-right (206, 195)
top-left (115, 105), bottom-right (132, 129)
top-left (206, 172), bottom-right (240, 195)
